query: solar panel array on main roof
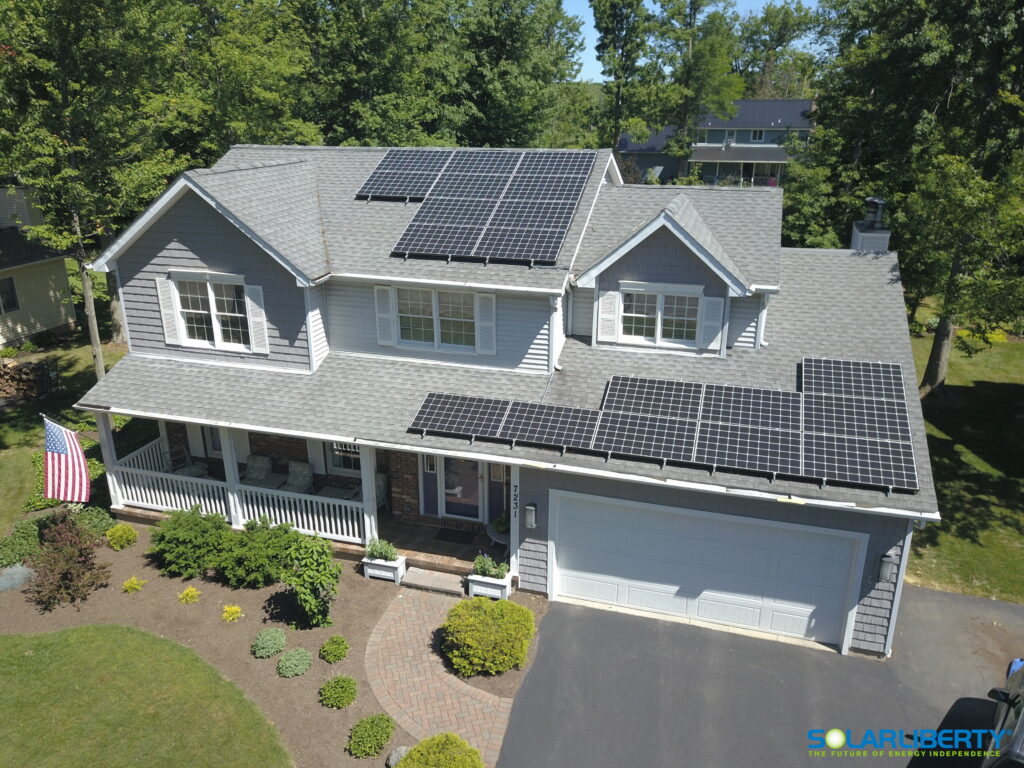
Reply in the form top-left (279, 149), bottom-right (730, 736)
top-left (355, 148), bottom-right (453, 201)
top-left (802, 358), bottom-right (906, 401)
top-left (408, 358), bottom-right (921, 492)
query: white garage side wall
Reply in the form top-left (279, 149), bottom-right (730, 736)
top-left (0, 260), bottom-right (76, 345)
top-left (547, 490), bottom-right (868, 653)
top-left (516, 468), bottom-right (908, 655)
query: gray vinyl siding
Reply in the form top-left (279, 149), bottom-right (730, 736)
top-left (596, 227), bottom-right (729, 298)
top-left (727, 295), bottom-right (760, 348)
top-left (307, 285), bottom-right (329, 369)
top-left (325, 280), bottom-right (551, 372)
top-left (517, 468), bottom-right (907, 654)
top-left (570, 287), bottom-right (594, 338)
top-left (118, 190), bottom-right (311, 370)
top-left (702, 128), bottom-right (801, 144)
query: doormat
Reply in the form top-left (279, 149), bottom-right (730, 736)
top-left (434, 528), bottom-right (475, 545)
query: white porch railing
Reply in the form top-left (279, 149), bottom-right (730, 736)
top-left (238, 485), bottom-right (364, 543)
top-left (118, 436), bottom-right (169, 473)
top-left (116, 467), bottom-right (230, 519)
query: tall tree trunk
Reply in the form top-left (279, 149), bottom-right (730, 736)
top-left (918, 315), bottom-right (953, 398)
top-left (72, 211), bottom-right (105, 381)
top-left (106, 272), bottom-right (127, 345)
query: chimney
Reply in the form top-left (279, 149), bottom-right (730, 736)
top-left (850, 196), bottom-right (891, 251)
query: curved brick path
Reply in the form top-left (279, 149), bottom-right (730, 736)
top-left (365, 590), bottom-right (513, 766)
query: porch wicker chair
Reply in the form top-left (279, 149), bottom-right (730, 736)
top-left (281, 460), bottom-right (313, 494)
top-left (166, 446), bottom-right (208, 478)
top-left (241, 454), bottom-right (285, 489)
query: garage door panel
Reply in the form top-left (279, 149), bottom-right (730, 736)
top-left (554, 495), bottom-right (859, 647)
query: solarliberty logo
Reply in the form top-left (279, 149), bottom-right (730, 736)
top-left (807, 727), bottom-right (1010, 759)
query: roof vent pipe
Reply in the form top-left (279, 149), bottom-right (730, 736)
top-left (850, 195), bottom-right (891, 252)
top-left (864, 196), bottom-right (886, 228)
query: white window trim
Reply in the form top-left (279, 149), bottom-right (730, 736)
top-left (0, 276), bottom-right (18, 314)
top-left (170, 272), bottom-right (252, 353)
top-left (618, 282), bottom-right (703, 349)
top-left (395, 288), bottom-right (477, 354)
top-left (750, 129), bottom-right (765, 142)
top-left (325, 441), bottom-right (361, 478)
top-left (201, 425), bottom-right (222, 457)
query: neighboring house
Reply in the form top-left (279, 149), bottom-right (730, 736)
top-left (0, 187), bottom-right (76, 346)
top-left (618, 98), bottom-right (813, 185)
top-left (78, 145), bottom-right (936, 658)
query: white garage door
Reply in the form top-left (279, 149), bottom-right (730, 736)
top-left (551, 493), bottom-right (864, 649)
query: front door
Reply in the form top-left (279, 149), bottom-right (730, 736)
top-left (443, 457), bottom-right (482, 520)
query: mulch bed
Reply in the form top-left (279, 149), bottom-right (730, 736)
top-left (0, 526), bottom-right (413, 768)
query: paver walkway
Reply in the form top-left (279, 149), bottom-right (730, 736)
top-left (366, 590), bottom-right (513, 766)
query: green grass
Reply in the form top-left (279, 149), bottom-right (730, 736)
top-left (908, 316), bottom-right (1024, 601)
top-left (0, 625), bottom-right (290, 768)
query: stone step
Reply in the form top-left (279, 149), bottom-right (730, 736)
top-left (401, 567), bottom-right (465, 597)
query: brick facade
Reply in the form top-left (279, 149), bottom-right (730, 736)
top-left (248, 432), bottom-right (308, 473)
top-left (382, 449), bottom-right (419, 517)
top-left (167, 422), bottom-right (188, 458)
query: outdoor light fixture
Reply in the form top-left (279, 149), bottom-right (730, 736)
top-left (524, 503), bottom-right (537, 529)
top-left (879, 553), bottom-right (899, 582)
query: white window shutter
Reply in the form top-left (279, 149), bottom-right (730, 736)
top-left (374, 286), bottom-right (396, 346)
top-left (474, 293), bottom-right (496, 355)
top-left (596, 290), bottom-right (619, 343)
top-left (699, 296), bottom-right (726, 350)
top-left (155, 277), bottom-right (181, 345)
top-left (244, 285), bottom-right (270, 354)
top-left (186, 423), bottom-right (205, 458)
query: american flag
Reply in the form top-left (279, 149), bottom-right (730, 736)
top-left (44, 417), bottom-right (90, 503)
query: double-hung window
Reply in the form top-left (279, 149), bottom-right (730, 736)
top-left (396, 288), bottom-right (476, 350)
top-left (174, 275), bottom-right (252, 351)
top-left (750, 129), bottom-right (765, 142)
top-left (619, 283), bottom-right (701, 348)
top-left (0, 277), bottom-right (18, 314)
top-left (326, 442), bottom-right (361, 477)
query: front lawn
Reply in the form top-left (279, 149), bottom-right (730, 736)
top-left (0, 624), bottom-right (290, 768)
top-left (908, 327), bottom-right (1024, 601)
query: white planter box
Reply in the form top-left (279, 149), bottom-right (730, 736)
top-left (467, 571), bottom-right (513, 599)
top-left (362, 555), bottom-right (407, 585)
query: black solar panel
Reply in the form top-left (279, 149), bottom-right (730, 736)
top-left (445, 150), bottom-right (523, 175)
top-left (802, 358), bottom-right (906, 401)
top-left (803, 393), bottom-right (911, 442)
top-left (429, 172), bottom-right (511, 200)
top-left (488, 199), bottom-right (577, 231)
top-left (474, 227), bottom-right (564, 264)
top-left (356, 149), bottom-right (454, 199)
top-left (503, 173), bottom-right (588, 202)
top-left (694, 422), bottom-right (802, 476)
top-left (592, 412), bottom-right (697, 463)
top-left (410, 393), bottom-right (511, 438)
top-left (498, 402), bottom-right (599, 449)
top-left (394, 224), bottom-right (483, 258)
top-left (602, 376), bottom-right (704, 420)
top-left (516, 151), bottom-right (596, 176)
top-left (374, 148), bottom-right (454, 174)
top-left (700, 384), bottom-right (802, 431)
top-left (412, 198), bottom-right (498, 229)
top-left (803, 433), bottom-right (918, 490)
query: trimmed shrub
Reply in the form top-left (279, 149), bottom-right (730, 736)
top-left (222, 604), bottom-right (243, 622)
top-left (251, 628), bottom-right (287, 659)
top-left (23, 509), bottom-right (110, 611)
top-left (283, 536), bottom-right (340, 627)
top-left (70, 505), bottom-right (116, 537)
top-left (0, 518), bottom-right (46, 567)
top-left (276, 648), bottom-right (313, 678)
top-left (149, 506), bottom-right (229, 579)
top-left (318, 675), bottom-right (357, 709)
top-left (442, 597), bottom-right (535, 677)
top-left (177, 586), bottom-right (201, 604)
top-left (346, 714), bottom-right (395, 758)
top-left (122, 576), bottom-right (147, 593)
top-left (396, 733), bottom-right (484, 768)
top-left (364, 538), bottom-right (398, 561)
top-left (471, 554), bottom-right (509, 579)
top-left (216, 518), bottom-right (302, 589)
top-left (318, 635), bottom-right (349, 663)
top-left (106, 522), bottom-right (137, 551)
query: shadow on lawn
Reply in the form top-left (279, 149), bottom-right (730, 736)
top-left (913, 381), bottom-right (1024, 552)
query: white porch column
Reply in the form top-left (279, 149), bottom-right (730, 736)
top-left (509, 464), bottom-right (521, 579)
top-left (358, 445), bottom-right (379, 544)
top-left (95, 412), bottom-right (122, 509)
top-left (218, 426), bottom-right (243, 528)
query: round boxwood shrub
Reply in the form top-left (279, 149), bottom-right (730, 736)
top-left (441, 597), bottom-right (536, 677)
top-left (318, 635), bottom-right (349, 663)
top-left (397, 733), bottom-right (484, 768)
top-left (346, 714), bottom-right (395, 758)
top-left (319, 675), bottom-right (357, 709)
top-left (251, 628), bottom-right (287, 659)
top-left (106, 522), bottom-right (138, 551)
top-left (276, 648), bottom-right (313, 678)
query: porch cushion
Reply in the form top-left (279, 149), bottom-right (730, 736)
top-left (282, 460), bottom-right (313, 494)
top-left (243, 455), bottom-right (272, 481)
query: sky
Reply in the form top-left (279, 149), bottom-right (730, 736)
top-left (565, 0), bottom-right (816, 81)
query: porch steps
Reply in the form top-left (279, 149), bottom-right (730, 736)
top-left (401, 567), bottom-right (465, 597)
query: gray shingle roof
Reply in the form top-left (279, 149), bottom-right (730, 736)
top-left (0, 228), bottom-right (62, 270)
top-left (79, 246), bottom-right (936, 517)
top-left (697, 99), bottom-right (813, 130)
top-left (572, 185), bottom-right (782, 286)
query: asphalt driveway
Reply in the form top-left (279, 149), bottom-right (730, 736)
top-left (499, 586), bottom-right (1024, 768)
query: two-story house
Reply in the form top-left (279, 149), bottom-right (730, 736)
top-left (0, 186), bottom-right (76, 346)
top-left (618, 98), bottom-right (813, 184)
top-left (78, 145), bottom-right (936, 657)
